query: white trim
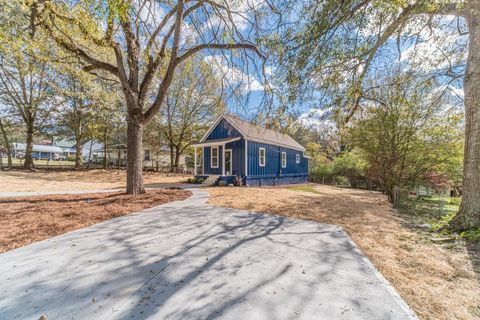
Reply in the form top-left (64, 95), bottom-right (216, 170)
top-left (246, 137), bottom-right (305, 152)
top-left (211, 146), bottom-right (219, 168)
top-left (199, 115), bottom-right (248, 143)
top-left (281, 152), bottom-right (287, 168)
top-left (194, 147), bottom-right (197, 175)
top-left (225, 149), bottom-right (232, 175)
top-left (222, 115), bottom-right (249, 137)
top-left (192, 137), bottom-right (241, 147)
top-left (259, 147), bottom-right (266, 167)
top-left (296, 153), bottom-right (300, 164)
top-left (199, 115), bottom-right (305, 151)
top-left (244, 139), bottom-right (248, 176)
top-left (222, 144), bottom-right (225, 176)
top-left (199, 115), bottom-right (224, 142)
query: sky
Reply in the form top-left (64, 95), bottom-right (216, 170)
top-left (131, 1), bottom-right (468, 125)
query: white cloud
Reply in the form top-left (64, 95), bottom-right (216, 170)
top-left (138, 1), bottom-right (167, 26)
top-left (204, 55), bottom-right (265, 92)
top-left (298, 108), bottom-right (336, 130)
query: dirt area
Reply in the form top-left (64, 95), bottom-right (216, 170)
top-left (207, 184), bottom-right (480, 320)
top-left (0, 170), bottom-right (189, 192)
top-left (0, 189), bottom-right (191, 253)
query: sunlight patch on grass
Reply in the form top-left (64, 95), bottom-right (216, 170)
top-left (287, 184), bottom-right (322, 194)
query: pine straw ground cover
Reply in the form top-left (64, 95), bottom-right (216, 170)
top-left (0, 170), bottom-right (188, 193)
top-left (0, 189), bottom-right (191, 253)
top-left (207, 184), bottom-right (480, 320)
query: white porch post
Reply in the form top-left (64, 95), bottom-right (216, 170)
top-left (194, 147), bottom-right (197, 175)
top-left (222, 143), bottom-right (225, 176)
top-left (244, 139), bottom-right (248, 176)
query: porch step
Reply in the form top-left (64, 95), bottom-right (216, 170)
top-left (202, 175), bottom-right (220, 185)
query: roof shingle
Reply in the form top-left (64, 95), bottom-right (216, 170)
top-left (222, 114), bottom-right (305, 151)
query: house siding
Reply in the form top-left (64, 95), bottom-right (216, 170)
top-left (207, 118), bottom-right (242, 140)
top-left (199, 116), bottom-right (308, 185)
top-left (225, 139), bottom-right (245, 177)
top-left (203, 145), bottom-right (223, 175)
top-left (246, 140), bottom-right (308, 186)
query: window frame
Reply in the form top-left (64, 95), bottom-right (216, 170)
top-left (281, 151), bottom-right (287, 168)
top-left (211, 146), bottom-right (219, 168)
top-left (259, 147), bottom-right (266, 167)
top-left (296, 153), bottom-right (300, 164)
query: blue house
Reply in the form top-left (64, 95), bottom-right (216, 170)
top-left (193, 114), bottom-right (309, 186)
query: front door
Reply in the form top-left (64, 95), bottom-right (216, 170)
top-left (225, 149), bottom-right (232, 175)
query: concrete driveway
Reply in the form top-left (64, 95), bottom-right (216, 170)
top-left (0, 189), bottom-right (416, 320)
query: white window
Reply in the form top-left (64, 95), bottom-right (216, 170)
top-left (259, 147), bottom-right (266, 167)
top-left (281, 152), bottom-right (287, 168)
top-left (211, 146), bottom-right (219, 168)
top-left (296, 154), bottom-right (300, 164)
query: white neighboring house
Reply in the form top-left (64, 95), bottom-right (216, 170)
top-left (82, 140), bottom-right (189, 170)
top-left (52, 139), bottom-right (77, 158)
top-left (11, 143), bottom-right (63, 160)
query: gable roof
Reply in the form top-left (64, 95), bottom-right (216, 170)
top-left (201, 114), bottom-right (305, 152)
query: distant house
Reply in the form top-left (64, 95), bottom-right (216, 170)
top-left (85, 141), bottom-right (188, 170)
top-left (53, 139), bottom-right (77, 158)
top-left (11, 143), bottom-right (63, 160)
top-left (193, 114), bottom-right (309, 186)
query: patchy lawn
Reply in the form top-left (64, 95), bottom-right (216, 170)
top-left (207, 184), bottom-right (480, 320)
top-left (0, 189), bottom-right (191, 253)
top-left (0, 169), bottom-right (189, 192)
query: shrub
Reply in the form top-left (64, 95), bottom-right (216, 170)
top-left (309, 163), bottom-right (334, 183)
top-left (332, 152), bottom-right (366, 188)
top-left (187, 177), bottom-right (204, 184)
top-left (218, 180), bottom-right (227, 187)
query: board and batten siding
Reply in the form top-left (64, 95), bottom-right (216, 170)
top-left (203, 145), bottom-right (223, 175)
top-left (246, 141), bottom-right (308, 177)
top-left (207, 118), bottom-right (242, 140)
top-left (225, 139), bottom-right (245, 176)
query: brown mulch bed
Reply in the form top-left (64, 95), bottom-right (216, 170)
top-left (207, 185), bottom-right (480, 320)
top-left (0, 189), bottom-right (191, 253)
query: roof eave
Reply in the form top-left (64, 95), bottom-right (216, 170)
top-left (245, 137), bottom-right (305, 152)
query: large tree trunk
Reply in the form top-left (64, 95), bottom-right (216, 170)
top-left (74, 137), bottom-right (82, 169)
top-left (450, 2), bottom-right (480, 231)
top-left (126, 115), bottom-right (145, 194)
top-left (24, 123), bottom-right (34, 170)
top-left (0, 119), bottom-right (12, 169)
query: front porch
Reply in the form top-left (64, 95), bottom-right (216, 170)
top-left (192, 137), bottom-right (244, 178)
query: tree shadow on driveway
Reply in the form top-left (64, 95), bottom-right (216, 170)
top-left (0, 195), bottom-right (414, 320)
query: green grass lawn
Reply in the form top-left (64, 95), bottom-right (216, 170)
top-left (287, 184), bottom-right (323, 194)
top-left (398, 194), bottom-right (461, 229)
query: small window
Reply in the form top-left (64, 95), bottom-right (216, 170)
top-left (211, 147), bottom-right (219, 168)
top-left (144, 149), bottom-right (150, 161)
top-left (281, 152), bottom-right (287, 168)
top-left (259, 147), bottom-right (265, 167)
top-left (296, 154), bottom-right (300, 164)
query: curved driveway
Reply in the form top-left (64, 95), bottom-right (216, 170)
top-left (0, 189), bottom-right (416, 320)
